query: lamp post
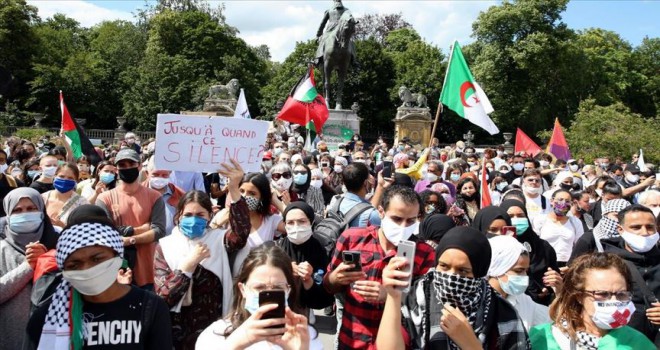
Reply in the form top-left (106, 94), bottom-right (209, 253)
top-left (463, 130), bottom-right (474, 148)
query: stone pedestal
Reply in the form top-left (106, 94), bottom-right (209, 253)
top-left (393, 107), bottom-right (433, 147)
top-left (321, 109), bottom-right (361, 150)
top-left (200, 98), bottom-right (236, 116)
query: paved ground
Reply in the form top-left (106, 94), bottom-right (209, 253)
top-left (312, 309), bottom-right (337, 349)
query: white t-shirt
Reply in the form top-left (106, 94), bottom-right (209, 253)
top-left (232, 214), bottom-right (282, 276)
top-left (533, 215), bottom-right (584, 262)
top-left (525, 194), bottom-right (550, 225)
top-left (505, 293), bottom-right (550, 331)
top-left (196, 319), bottom-right (323, 350)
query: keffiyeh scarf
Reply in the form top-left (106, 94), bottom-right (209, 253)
top-left (38, 222), bottom-right (124, 350)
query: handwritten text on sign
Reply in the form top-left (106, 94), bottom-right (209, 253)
top-left (154, 114), bottom-right (268, 173)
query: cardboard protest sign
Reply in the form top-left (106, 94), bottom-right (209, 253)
top-left (154, 114), bottom-right (268, 173)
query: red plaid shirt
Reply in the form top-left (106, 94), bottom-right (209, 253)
top-left (326, 226), bottom-right (436, 349)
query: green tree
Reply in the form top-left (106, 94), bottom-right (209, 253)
top-left (627, 37), bottom-right (660, 118)
top-left (354, 13), bottom-right (411, 44)
top-left (563, 99), bottom-right (659, 163)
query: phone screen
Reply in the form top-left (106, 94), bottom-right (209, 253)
top-left (383, 161), bottom-right (393, 179)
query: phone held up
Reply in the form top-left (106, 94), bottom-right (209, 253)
top-left (342, 250), bottom-right (362, 272)
top-left (259, 290), bottom-right (286, 330)
top-left (396, 240), bottom-right (416, 293)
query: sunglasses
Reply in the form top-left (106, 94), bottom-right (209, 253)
top-left (271, 172), bottom-right (292, 181)
top-left (293, 170), bottom-right (307, 175)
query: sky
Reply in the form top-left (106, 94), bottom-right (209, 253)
top-left (26, 0), bottom-right (660, 62)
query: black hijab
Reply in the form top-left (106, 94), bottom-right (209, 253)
top-left (471, 206), bottom-right (511, 235)
top-left (499, 199), bottom-right (559, 305)
top-left (291, 163), bottom-right (311, 195)
top-left (436, 226), bottom-right (491, 278)
top-left (419, 214), bottom-right (455, 243)
top-left (279, 201), bottom-right (325, 264)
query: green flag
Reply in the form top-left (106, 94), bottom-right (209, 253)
top-left (440, 41), bottom-right (499, 135)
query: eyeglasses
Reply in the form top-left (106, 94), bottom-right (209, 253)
top-left (246, 282), bottom-right (291, 294)
top-left (582, 290), bottom-right (633, 302)
top-left (293, 170), bottom-right (307, 175)
top-left (271, 172), bottom-right (292, 181)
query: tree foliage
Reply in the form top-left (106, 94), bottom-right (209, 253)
top-left (354, 13), bottom-right (411, 44)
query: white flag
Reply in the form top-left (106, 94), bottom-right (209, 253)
top-left (233, 89), bottom-right (251, 119)
top-left (638, 149), bottom-right (648, 172)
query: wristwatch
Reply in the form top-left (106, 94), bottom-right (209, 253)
top-left (128, 237), bottom-right (137, 246)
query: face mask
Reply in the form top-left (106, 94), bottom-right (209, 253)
top-left (425, 173), bottom-right (439, 182)
top-left (425, 204), bottom-right (437, 215)
top-left (498, 274), bottom-right (529, 296)
top-left (496, 182), bottom-right (508, 191)
top-left (353, 159), bottom-right (365, 164)
top-left (288, 143), bottom-right (296, 149)
top-left (126, 138), bottom-right (135, 145)
top-left (263, 160), bottom-right (273, 168)
top-left (179, 216), bottom-right (208, 239)
top-left (150, 177), bottom-right (169, 189)
top-left (569, 164), bottom-right (579, 172)
top-left (620, 231), bottom-right (659, 253)
top-left (53, 178), bottom-right (77, 193)
top-left (511, 217), bottom-right (530, 236)
top-left (42, 166), bottom-right (57, 178)
top-left (99, 172), bottom-right (115, 184)
top-left (467, 162), bottom-right (475, 167)
top-left (63, 256), bottom-right (123, 296)
top-left (118, 167), bottom-right (139, 183)
top-left (334, 165), bottom-right (343, 173)
top-left (11, 168), bottom-right (21, 177)
top-left (500, 169), bottom-right (510, 174)
top-left (273, 177), bottom-right (293, 191)
top-left (626, 174), bottom-right (639, 183)
top-left (496, 151), bottom-right (504, 157)
top-left (273, 147), bottom-right (283, 156)
top-left (9, 212), bottom-right (44, 233)
top-left (552, 201), bottom-right (571, 216)
top-left (512, 163), bottom-right (524, 172)
top-left (450, 173), bottom-right (460, 182)
top-left (486, 167), bottom-right (493, 172)
top-left (293, 173), bottom-right (308, 185)
top-left (286, 224), bottom-right (313, 245)
top-left (0, 163), bottom-right (7, 174)
top-left (560, 183), bottom-right (573, 191)
top-left (320, 162), bottom-right (329, 168)
top-left (523, 185), bottom-right (542, 196)
top-left (652, 207), bottom-right (660, 218)
top-left (381, 216), bottom-right (418, 245)
top-left (243, 195), bottom-right (260, 211)
top-left (539, 160), bottom-right (549, 167)
top-left (27, 170), bottom-right (39, 179)
top-left (37, 142), bottom-right (44, 148)
top-left (601, 163), bottom-right (610, 169)
top-left (244, 289), bottom-right (289, 315)
top-left (441, 155), bottom-right (448, 162)
top-left (78, 164), bottom-right (90, 172)
top-left (591, 301), bottom-right (635, 330)
top-left (310, 179), bottom-right (323, 188)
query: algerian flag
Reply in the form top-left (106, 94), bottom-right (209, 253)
top-left (233, 88), bottom-right (251, 119)
top-left (440, 41), bottom-right (499, 135)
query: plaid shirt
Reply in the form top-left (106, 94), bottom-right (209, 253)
top-left (326, 226), bottom-right (436, 349)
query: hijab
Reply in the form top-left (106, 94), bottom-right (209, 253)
top-left (291, 164), bottom-right (311, 194)
top-left (419, 214), bottom-right (455, 243)
top-left (471, 206), bottom-right (511, 235)
top-left (3, 187), bottom-right (46, 253)
top-left (278, 202), bottom-right (327, 281)
top-left (436, 226), bottom-right (491, 278)
top-left (487, 235), bottom-right (527, 277)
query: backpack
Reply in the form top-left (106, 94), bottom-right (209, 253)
top-left (314, 196), bottom-right (372, 257)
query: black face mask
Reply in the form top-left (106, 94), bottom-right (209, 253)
top-left (118, 167), bottom-right (140, 184)
top-left (560, 183), bottom-right (573, 191)
top-left (461, 192), bottom-right (478, 202)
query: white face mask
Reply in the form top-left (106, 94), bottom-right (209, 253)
top-left (512, 163), bottom-right (524, 172)
top-left (620, 230), bottom-right (659, 253)
top-left (62, 256), bottom-right (123, 296)
top-left (591, 301), bottom-right (635, 330)
top-left (42, 165), bottom-right (57, 178)
top-left (425, 172), bottom-right (439, 182)
top-left (334, 165), bottom-right (343, 173)
top-left (380, 216), bottom-right (418, 246)
top-left (539, 160), bottom-right (549, 167)
top-left (626, 174), bottom-right (639, 183)
top-left (569, 164), bottom-right (579, 172)
top-left (274, 177), bottom-right (293, 191)
top-left (310, 179), bottom-right (323, 188)
top-left (523, 184), bottom-right (543, 196)
top-left (285, 224), bottom-right (313, 245)
top-left (651, 207), bottom-right (660, 218)
top-left (0, 163), bottom-right (7, 174)
top-left (149, 177), bottom-right (169, 189)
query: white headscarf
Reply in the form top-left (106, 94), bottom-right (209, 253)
top-left (487, 235), bottom-right (527, 277)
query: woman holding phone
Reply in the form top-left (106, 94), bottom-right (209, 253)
top-left (196, 243), bottom-right (322, 349)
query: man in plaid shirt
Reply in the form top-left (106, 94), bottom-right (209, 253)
top-left (323, 185), bottom-right (436, 349)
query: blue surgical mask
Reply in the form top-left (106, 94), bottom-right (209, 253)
top-left (99, 173), bottom-right (115, 184)
top-left (179, 216), bottom-right (208, 239)
top-left (28, 170), bottom-right (39, 179)
top-left (53, 178), bottom-right (77, 193)
top-left (244, 289), bottom-right (289, 315)
top-left (9, 212), bottom-right (44, 233)
top-left (499, 274), bottom-right (529, 296)
top-left (293, 173), bottom-right (308, 185)
top-left (496, 181), bottom-right (508, 191)
top-left (450, 173), bottom-right (461, 182)
top-left (511, 217), bottom-right (529, 236)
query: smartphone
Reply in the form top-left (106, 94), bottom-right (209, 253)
top-left (342, 251), bottom-right (362, 272)
top-left (383, 161), bottom-right (393, 179)
top-left (259, 290), bottom-right (286, 328)
top-left (396, 240), bottom-right (416, 293)
top-left (121, 258), bottom-right (129, 270)
top-left (501, 226), bottom-right (517, 236)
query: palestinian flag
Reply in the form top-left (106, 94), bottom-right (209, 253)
top-left (60, 91), bottom-right (100, 165)
top-left (278, 66), bottom-right (329, 136)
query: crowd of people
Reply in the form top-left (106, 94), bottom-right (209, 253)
top-left (1, 123), bottom-right (659, 350)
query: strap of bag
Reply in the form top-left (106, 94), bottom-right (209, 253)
top-left (341, 202), bottom-right (373, 228)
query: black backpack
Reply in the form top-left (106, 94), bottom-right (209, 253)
top-left (314, 196), bottom-right (372, 257)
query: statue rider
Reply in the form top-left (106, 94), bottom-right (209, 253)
top-left (314, 0), bottom-right (357, 67)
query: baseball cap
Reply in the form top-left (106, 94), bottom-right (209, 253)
top-left (114, 149), bottom-right (140, 164)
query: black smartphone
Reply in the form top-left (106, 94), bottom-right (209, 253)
top-left (383, 161), bottom-right (393, 179)
top-left (259, 290), bottom-right (286, 328)
top-left (342, 250), bottom-right (362, 272)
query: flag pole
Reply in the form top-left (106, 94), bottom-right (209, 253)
top-left (428, 103), bottom-right (442, 148)
top-left (429, 40), bottom-right (457, 149)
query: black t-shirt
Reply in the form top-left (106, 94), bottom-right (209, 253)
top-left (25, 286), bottom-right (173, 350)
top-left (29, 180), bottom-right (54, 194)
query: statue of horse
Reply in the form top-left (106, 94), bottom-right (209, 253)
top-left (318, 11), bottom-right (356, 110)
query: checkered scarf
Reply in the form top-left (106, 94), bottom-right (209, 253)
top-left (38, 222), bottom-right (123, 350)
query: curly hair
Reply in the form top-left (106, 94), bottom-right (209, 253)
top-left (549, 252), bottom-right (632, 340)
